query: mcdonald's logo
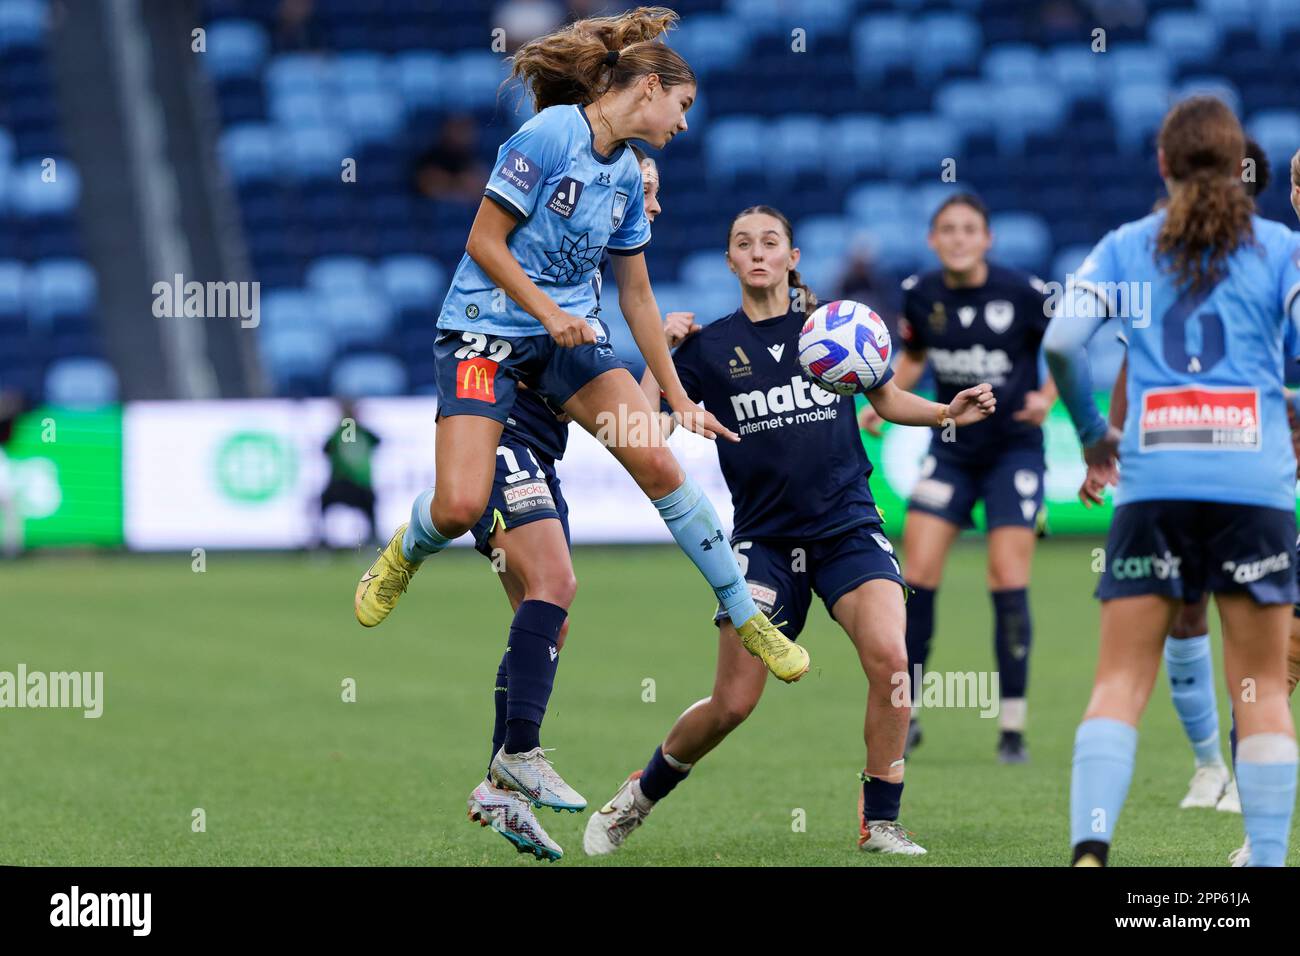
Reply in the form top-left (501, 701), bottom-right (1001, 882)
top-left (456, 357), bottom-right (498, 403)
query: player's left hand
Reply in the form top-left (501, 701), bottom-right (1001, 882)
top-left (1083, 425), bottom-right (1122, 485)
top-left (671, 400), bottom-right (739, 442)
top-left (1013, 389), bottom-right (1052, 426)
top-left (947, 383), bottom-right (996, 426)
top-left (1077, 462), bottom-right (1115, 507)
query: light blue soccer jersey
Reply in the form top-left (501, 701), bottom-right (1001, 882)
top-left (1046, 212), bottom-right (1300, 510)
top-left (438, 104), bottom-right (651, 337)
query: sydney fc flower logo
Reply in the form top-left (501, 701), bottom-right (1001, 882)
top-left (541, 232), bottom-right (602, 283)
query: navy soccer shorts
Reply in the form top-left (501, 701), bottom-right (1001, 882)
top-left (470, 435), bottom-right (571, 558)
top-left (713, 523), bottom-right (908, 639)
top-left (1097, 500), bottom-right (1297, 606)
top-left (434, 320), bottom-right (625, 425)
top-left (907, 448), bottom-right (1046, 531)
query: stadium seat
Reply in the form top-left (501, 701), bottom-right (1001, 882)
top-left (261, 327), bottom-right (334, 386)
top-left (331, 353), bottom-right (408, 397)
top-left (286, 125), bottom-right (353, 181)
top-left (393, 51), bottom-right (447, 111)
top-left (259, 289), bottom-right (318, 334)
top-left (859, 220), bottom-right (929, 273)
top-left (704, 115), bottom-right (766, 180)
top-left (1247, 109), bottom-right (1300, 169)
top-left (934, 80), bottom-right (998, 139)
top-left (768, 114), bottom-right (827, 179)
top-left (852, 15), bottom-right (911, 83)
top-left (1196, 0), bottom-right (1255, 33)
top-left (990, 212), bottom-right (1052, 272)
top-left (204, 19), bottom-right (270, 80)
top-left (0, 0), bottom-right (47, 53)
top-left (323, 289), bottom-right (394, 348)
top-left (915, 13), bottom-right (982, 85)
top-left (1047, 45), bottom-right (1103, 103)
top-left (1105, 45), bottom-right (1172, 88)
top-left (826, 114), bottom-right (887, 179)
top-left (993, 83), bottom-right (1068, 152)
top-left (1050, 244), bottom-right (1094, 282)
top-left (913, 182), bottom-right (962, 224)
top-left (888, 114), bottom-right (961, 178)
top-left (1261, 0), bottom-right (1300, 49)
top-left (265, 53), bottom-right (331, 98)
top-left (678, 249), bottom-right (733, 290)
top-left (379, 255), bottom-right (446, 313)
top-left (982, 44), bottom-right (1041, 85)
top-left (1174, 77), bottom-right (1241, 116)
top-left (306, 256), bottom-right (375, 297)
top-left (794, 215), bottom-right (854, 264)
top-left (28, 258), bottom-right (96, 324)
top-left (671, 14), bottom-right (749, 75)
top-left (270, 89), bottom-right (331, 128)
top-left (44, 357), bottom-right (118, 407)
top-left (0, 260), bottom-right (24, 320)
top-left (444, 51), bottom-right (505, 109)
top-left (1149, 12), bottom-right (1221, 68)
top-left (10, 157), bottom-right (80, 216)
top-left (0, 126), bottom-right (14, 170)
top-left (219, 124), bottom-right (279, 184)
top-left (1109, 82), bottom-right (1172, 152)
top-left (334, 51), bottom-right (390, 93)
top-left (341, 89), bottom-right (404, 145)
top-left (846, 182), bottom-right (912, 226)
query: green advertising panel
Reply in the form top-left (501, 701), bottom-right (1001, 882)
top-left (857, 392), bottom-right (1115, 538)
top-left (2, 406), bottom-right (123, 548)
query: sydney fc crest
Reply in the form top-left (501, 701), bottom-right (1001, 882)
top-left (611, 190), bottom-right (629, 229)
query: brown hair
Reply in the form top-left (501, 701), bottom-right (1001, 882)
top-left (929, 191), bottom-right (990, 231)
top-left (728, 205), bottom-right (818, 311)
top-left (506, 6), bottom-right (695, 114)
top-left (1291, 147), bottom-right (1300, 190)
top-left (1242, 136), bottom-right (1270, 199)
top-left (1155, 96), bottom-right (1254, 291)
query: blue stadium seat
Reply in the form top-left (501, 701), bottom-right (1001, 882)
top-left (306, 256), bottom-right (375, 296)
top-left (331, 353), bottom-right (407, 397)
top-left (1109, 82), bottom-right (1172, 152)
top-left (261, 327), bottom-right (333, 386)
top-left (1248, 109), bottom-right (1300, 169)
top-left (323, 289), bottom-right (394, 348)
top-left (341, 89), bottom-right (404, 145)
top-left (983, 44), bottom-right (1041, 85)
top-left (860, 220), bottom-right (929, 273)
top-left (259, 289), bottom-right (317, 334)
top-left (219, 124), bottom-right (279, 184)
top-left (852, 15), bottom-right (911, 83)
top-left (993, 82), bottom-right (1067, 152)
top-left (990, 212), bottom-right (1052, 272)
top-left (1105, 45), bottom-right (1172, 88)
top-left (1175, 77), bottom-right (1241, 116)
top-left (913, 183), bottom-right (962, 224)
top-left (934, 80), bottom-right (998, 138)
top-left (10, 157), bottom-right (80, 216)
top-left (286, 125), bottom-right (353, 180)
top-left (1261, 0), bottom-right (1300, 48)
top-left (1149, 12), bottom-right (1220, 68)
top-left (704, 115), bottom-right (765, 180)
top-left (0, 0), bottom-right (47, 53)
top-left (888, 114), bottom-right (960, 178)
top-left (769, 114), bottom-right (827, 179)
top-left (445, 51), bottom-right (505, 110)
top-left (0, 260), bottom-right (23, 320)
top-left (671, 14), bottom-right (749, 74)
top-left (827, 114), bottom-right (886, 179)
top-left (394, 51), bottom-right (447, 111)
top-left (1050, 244), bottom-right (1094, 282)
top-left (0, 127), bottom-right (14, 169)
top-left (1048, 45), bottom-right (1103, 103)
top-left (678, 249), bottom-right (733, 290)
top-left (846, 182), bottom-right (911, 226)
top-left (265, 53), bottom-right (330, 98)
top-left (379, 255), bottom-right (446, 312)
top-left (794, 215), bottom-right (854, 263)
top-left (204, 19), bottom-right (270, 80)
top-left (915, 13), bottom-right (981, 85)
top-left (1196, 0), bottom-right (1254, 33)
top-left (29, 258), bottom-right (96, 324)
top-left (45, 357), bottom-right (118, 407)
top-left (334, 51), bottom-right (390, 93)
top-left (270, 88), bottom-right (331, 128)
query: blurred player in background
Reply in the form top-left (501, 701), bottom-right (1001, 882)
top-left (354, 6), bottom-right (811, 831)
top-left (0, 389), bottom-right (25, 557)
top-left (1047, 98), bottom-right (1300, 867)
top-left (860, 193), bottom-right (1057, 763)
top-left (1078, 137), bottom-right (1279, 815)
top-left (583, 205), bottom-right (995, 858)
top-left (319, 400), bottom-right (380, 546)
top-left (467, 150), bottom-right (660, 861)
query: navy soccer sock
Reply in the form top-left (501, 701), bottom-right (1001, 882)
top-left (904, 585), bottom-right (935, 704)
top-left (502, 600), bottom-right (568, 755)
top-left (992, 588), bottom-right (1032, 730)
top-left (861, 773), bottom-right (904, 823)
top-left (639, 745), bottom-right (693, 802)
top-left (489, 651), bottom-right (508, 774)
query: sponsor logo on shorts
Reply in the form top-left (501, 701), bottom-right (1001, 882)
top-left (1222, 551), bottom-right (1291, 584)
top-left (912, 478), bottom-right (954, 510)
top-left (497, 149), bottom-right (540, 194)
top-left (1111, 549), bottom-right (1182, 581)
top-left (456, 357), bottom-right (497, 403)
top-left (502, 479), bottom-right (555, 515)
top-left (1139, 386), bottom-right (1260, 451)
top-left (747, 581), bottom-right (777, 616)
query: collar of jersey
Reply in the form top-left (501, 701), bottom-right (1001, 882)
top-left (574, 105), bottom-right (625, 166)
top-left (736, 306), bottom-right (798, 329)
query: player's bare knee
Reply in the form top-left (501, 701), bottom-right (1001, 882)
top-left (636, 447), bottom-right (684, 501)
top-left (431, 493), bottom-right (483, 537)
top-left (866, 648), bottom-right (909, 690)
top-left (715, 694), bottom-right (758, 732)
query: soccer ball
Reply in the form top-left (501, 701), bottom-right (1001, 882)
top-left (797, 299), bottom-right (892, 395)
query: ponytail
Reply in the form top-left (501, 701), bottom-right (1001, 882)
top-left (505, 6), bottom-right (694, 113)
top-left (788, 268), bottom-right (818, 312)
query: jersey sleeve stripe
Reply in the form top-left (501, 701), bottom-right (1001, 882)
top-left (1072, 279), bottom-right (1115, 317)
top-left (607, 238), bottom-right (651, 256)
top-left (483, 186), bottom-right (527, 220)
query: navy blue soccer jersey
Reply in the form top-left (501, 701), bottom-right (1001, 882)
top-left (899, 265), bottom-right (1051, 463)
top-left (669, 306), bottom-right (892, 540)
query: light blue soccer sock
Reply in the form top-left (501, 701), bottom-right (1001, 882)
top-left (1236, 733), bottom-right (1298, 867)
top-left (1070, 717), bottom-right (1138, 850)
top-left (1164, 634), bottom-right (1225, 766)
top-left (401, 488), bottom-right (452, 563)
top-left (651, 477), bottom-right (759, 626)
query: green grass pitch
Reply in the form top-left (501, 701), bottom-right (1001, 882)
top-left (3, 539), bottom-right (1292, 866)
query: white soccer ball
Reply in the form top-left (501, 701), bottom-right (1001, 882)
top-left (797, 299), bottom-right (893, 395)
